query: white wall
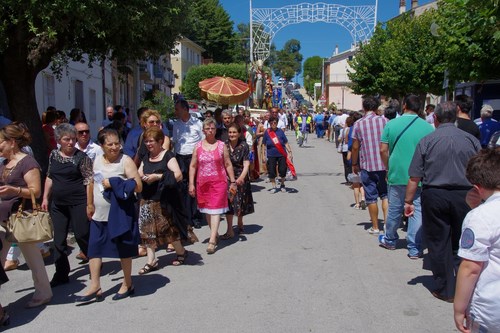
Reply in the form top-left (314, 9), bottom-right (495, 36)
top-left (35, 55), bottom-right (113, 137)
top-left (327, 52), bottom-right (362, 111)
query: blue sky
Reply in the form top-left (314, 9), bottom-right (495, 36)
top-left (219, 0), bottom-right (434, 82)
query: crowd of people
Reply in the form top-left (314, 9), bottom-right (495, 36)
top-left (0, 100), bottom-right (280, 324)
top-left (0, 94), bottom-right (499, 331)
top-left (340, 94), bottom-right (499, 333)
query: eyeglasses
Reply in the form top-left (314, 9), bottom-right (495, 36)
top-left (77, 130), bottom-right (90, 135)
top-left (147, 120), bottom-right (161, 125)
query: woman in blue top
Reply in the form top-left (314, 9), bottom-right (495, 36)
top-left (262, 116), bottom-right (293, 193)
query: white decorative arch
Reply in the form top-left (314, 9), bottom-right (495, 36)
top-left (250, 2), bottom-right (377, 63)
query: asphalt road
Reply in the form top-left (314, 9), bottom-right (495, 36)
top-left (2, 132), bottom-right (455, 333)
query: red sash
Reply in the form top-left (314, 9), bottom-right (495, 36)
top-left (267, 129), bottom-right (296, 177)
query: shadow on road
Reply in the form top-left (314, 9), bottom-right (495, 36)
top-left (296, 172), bottom-right (343, 177)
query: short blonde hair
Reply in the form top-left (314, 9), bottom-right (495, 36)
top-left (140, 110), bottom-right (162, 128)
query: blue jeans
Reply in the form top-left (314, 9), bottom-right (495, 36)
top-left (383, 185), bottom-right (422, 257)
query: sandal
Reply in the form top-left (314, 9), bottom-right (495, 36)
top-left (206, 242), bottom-right (216, 254)
top-left (171, 250), bottom-right (189, 266)
top-left (220, 233), bottom-right (234, 240)
top-left (138, 262), bottom-right (158, 275)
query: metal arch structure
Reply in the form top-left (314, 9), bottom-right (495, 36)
top-left (250, 2), bottom-right (377, 63)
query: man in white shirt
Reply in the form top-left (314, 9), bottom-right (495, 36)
top-left (172, 100), bottom-right (204, 228)
top-left (425, 104), bottom-right (435, 127)
top-left (75, 122), bottom-right (103, 161)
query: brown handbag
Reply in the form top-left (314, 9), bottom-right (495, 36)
top-left (6, 189), bottom-right (54, 243)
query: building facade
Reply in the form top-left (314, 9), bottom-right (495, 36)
top-left (171, 37), bottom-right (205, 94)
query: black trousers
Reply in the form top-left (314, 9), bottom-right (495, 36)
top-left (176, 154), bottom-right (199, 225)
top-left (267, 156), bottom-right (286, 179)
top-left (50, 202), bottom-right (89, 280)
top-left (421, 187), bottom-right (470, 298)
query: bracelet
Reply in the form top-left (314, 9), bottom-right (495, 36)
top-left (231, 181), bottom-right (236, 184)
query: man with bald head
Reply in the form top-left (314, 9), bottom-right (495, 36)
top-left (101, 106), bottom-right (115, 128)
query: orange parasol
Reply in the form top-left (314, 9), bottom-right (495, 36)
top-left (198, 76), bottom-right (250, 105)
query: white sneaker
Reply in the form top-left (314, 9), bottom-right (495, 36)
top-left (270, 187), bottom-right (279, 194)
top-left (368, 227), bottom-right (380, 235)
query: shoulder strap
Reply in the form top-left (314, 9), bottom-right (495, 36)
top-left (389, 116), bottom-right (419, 155)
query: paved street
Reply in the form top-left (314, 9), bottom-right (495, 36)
top-left (2, 132), bottom-right (455, 333)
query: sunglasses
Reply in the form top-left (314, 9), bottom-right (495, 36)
top-left (148, 120), bottom-right (161, 125)
top-left (77, 130), bottom-right (90, 135)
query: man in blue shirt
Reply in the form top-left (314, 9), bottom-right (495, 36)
top-left (478, 104), bottom-right (500, 148)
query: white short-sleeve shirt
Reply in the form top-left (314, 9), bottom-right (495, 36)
top-left (458, 192), bottom-right (500, 332)
top-left (172, 116), bottom-right (204, 155)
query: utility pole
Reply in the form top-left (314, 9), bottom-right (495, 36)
top-left (249, 0), bottom-right (253, 64)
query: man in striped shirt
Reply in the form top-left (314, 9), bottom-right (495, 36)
top-left (351, 96), bottom-right (389, 234)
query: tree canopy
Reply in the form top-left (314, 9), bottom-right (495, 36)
top-left (185, 0), bottom-right (235, 63)
top-left (303, 56), bottom-right (323, 99)
top-left (348, 9), bottom-right (446, 98)
top-left (0, 0), bottom-right (191, 167)
top-left (435, 0), bottom-right (500, 82)
top-left (272, 39), bottom-right (303, 80)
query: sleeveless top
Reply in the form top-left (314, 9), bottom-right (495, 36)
top-left (92, 154), bottom-right (127, 222)
top-left (195, 140), bottom-right (226, 186)
top-left (47, 149), bottom-right (93, 205)
top-left (141, 150), bottom-right (175, 201)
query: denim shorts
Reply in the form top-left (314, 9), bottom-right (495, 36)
top-left (360, 170), bottom-right (388, 204)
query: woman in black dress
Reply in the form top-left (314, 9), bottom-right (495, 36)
top-left (221, 123), bottom-right (254, 239)
top-left (137, 127), bottom-right (188, 274)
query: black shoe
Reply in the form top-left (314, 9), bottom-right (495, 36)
top-left (75, 288), bottom-right (104, 304)
top-left (50, 277), bottom-right (69, 288)
top-left (112, 286), bottom-right (135, 301)
top-left (193, 221), bottom-right (202, 229)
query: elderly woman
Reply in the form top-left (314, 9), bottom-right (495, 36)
top-left (221, 123), bottom-right (254, 239)
top-left (0, 123), bottom-right (52, 308)
top-left (133, 109), bottom-right (171, 167)
top-left (262, 116), bottom-right (293, 193)
top-left (189, 118), bottom-right (237, 254)
top-left (137, 127), bottom-right (189, 274)
top-left (41, 123), bottom-right (93, 288)
top-left (75, 128), bottom-right (142, 303)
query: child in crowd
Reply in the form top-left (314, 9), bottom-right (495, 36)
top-left (454, 149), bottom-right (500, 333)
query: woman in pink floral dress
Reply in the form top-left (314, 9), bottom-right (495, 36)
top-left (189, 118), bottom-right (236, 254)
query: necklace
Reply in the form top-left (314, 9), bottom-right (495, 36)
top-left (150, 149), bottom-right (165, 159)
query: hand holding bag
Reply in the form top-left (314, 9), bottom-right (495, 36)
top-left (6, 189), bottom-right (53, 243)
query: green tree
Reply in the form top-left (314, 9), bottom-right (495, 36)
top-left (186, 0), bottom-right (235, 63)
top-left (349, 10), bottom-right (446, 99)
top-left (232, 23), bottom-right (250, 63)
top-left (273, 39), bottom-right (303, 80)
top-left (182, 63), bottom-right (248, 101)
top-left (141, 91), bottom-right (175, 120)
top-left (0, 0), bottom-right (191, 167)
top-left (435, 0), bottom-right (500, 82)
top-left (303, 56), bottom-right (323, 99)
top-left (347, 24), bottom-right (387, 95)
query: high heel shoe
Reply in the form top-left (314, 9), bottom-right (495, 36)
top-left (112, 286), bottom-right (135, 301)
top-left (75, 288), bottom-right (104, 303)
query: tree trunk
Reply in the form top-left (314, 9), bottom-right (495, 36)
top-left (0, 58), bottom-right (48, 172)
